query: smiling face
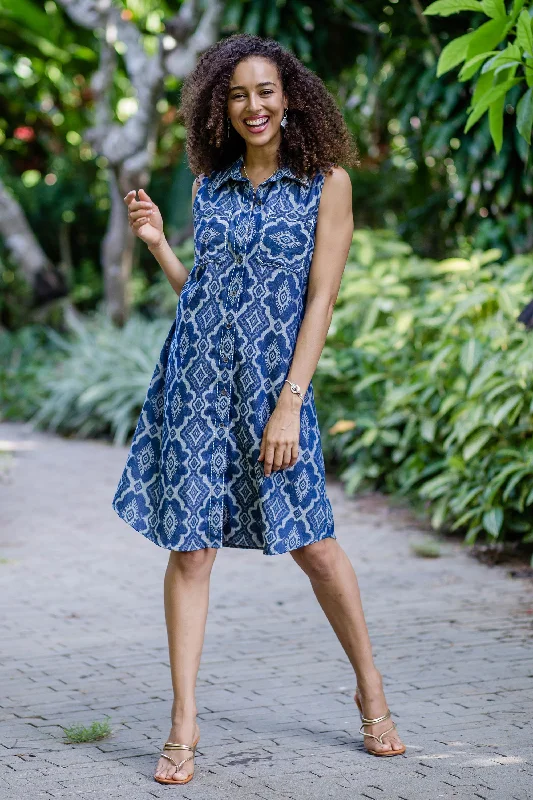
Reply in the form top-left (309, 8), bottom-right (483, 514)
top-left (227, 56), bottom-right (287, 147)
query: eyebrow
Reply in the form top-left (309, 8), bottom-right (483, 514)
top-left (229, 81), bottom-right (277, 91)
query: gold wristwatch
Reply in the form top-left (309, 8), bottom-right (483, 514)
top-left (284, 379), bottom-right (305, 401)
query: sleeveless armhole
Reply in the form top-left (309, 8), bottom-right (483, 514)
top-left (193, 174), bottom-right (205, 214)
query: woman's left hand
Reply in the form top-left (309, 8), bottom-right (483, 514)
top-left (258, 396), bottom-right (301, 477)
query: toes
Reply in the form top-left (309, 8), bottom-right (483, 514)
top-left (390, 732), bottom-right (404, 750)
top-left (369, 743), bottom-right (388, 754)
top-left (365, 738), bottom-right (388, 753)
top-left (383, 736), bottom-right (403, 751)
top-left (155, 760), bottom-right (175, 780)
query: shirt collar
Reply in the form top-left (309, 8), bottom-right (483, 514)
top-left (210, 154), bottom-right (310, 191)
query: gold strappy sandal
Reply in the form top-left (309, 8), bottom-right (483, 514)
top-left (154, 735), bottom-right (200, 785)
top-left (355, 691), bottom-right (406, 757)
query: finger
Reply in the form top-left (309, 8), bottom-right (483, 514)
top-left (132, 217), bottom-right (150, 228)
top-left (289, 443), bottom-right (299, 467)
top-left (264, 445), bottom-right (275, 476)
top-left (138, 188), bottom-right (153, 203)
top-left (272, 446), bottom-right (285, 471)
top-left (129, 202), bottom-right (153, 214)
top-left (258, 427), bottom-right (268, 462)
top-left (123, 190), bottom-right (137, 206)
top-left (129, 208), bottom-right (153, 220)
top-left (281, 445), bottom-right (292, 469)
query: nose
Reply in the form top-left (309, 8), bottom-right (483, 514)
top-left (245, 93), bottom-right (262, 114)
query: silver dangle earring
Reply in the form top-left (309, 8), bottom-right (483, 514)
top-left (280, 108), bottom-right (288, 129)
top-left (227, 117), bottom-right (231, 138)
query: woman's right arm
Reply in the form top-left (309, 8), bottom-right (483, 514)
top-left (124, 179), bottom-right (201, 297)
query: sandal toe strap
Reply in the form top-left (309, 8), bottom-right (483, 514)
top-left (175, 753), bottom-right (194, 771)
top-left (160, 750), bottom-right (195, 772)
top-left (359, 720), bottom-right (397, 744)
top-left (160, 753), bottom-right (178, 769)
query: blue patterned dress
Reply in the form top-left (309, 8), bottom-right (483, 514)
top-left (112, 153), bottom-right (336, 556)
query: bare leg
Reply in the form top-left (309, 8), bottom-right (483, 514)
top-left (154, 547), bottom-right (218, 781)
top-left (290, 538), bottom-right (405, 754)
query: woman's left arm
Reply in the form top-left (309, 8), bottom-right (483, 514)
top-left (258, 167), bottom-right (354, 476)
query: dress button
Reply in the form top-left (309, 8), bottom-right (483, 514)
top-left (219, 421), bottom-right (225, 427)
top-left (226, 321), bottom-right (232, 328)
top-left (222, 388), bottom-right (228, 396)
top-left (236, 254), bottom-right (243, 264)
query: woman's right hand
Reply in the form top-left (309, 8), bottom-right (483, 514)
top-left (124, 188), bottom-right (164, 248)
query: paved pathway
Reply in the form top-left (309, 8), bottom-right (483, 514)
top-left (0, 420), bottom-right (532, 800)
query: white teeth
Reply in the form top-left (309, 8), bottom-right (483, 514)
top-left (245, 117), bottom-right (268, 127)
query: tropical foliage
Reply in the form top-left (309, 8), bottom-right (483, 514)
top-left (314, 229), bottom-right (533, 546)
top-left (425, 0), bottom-right (533, 153)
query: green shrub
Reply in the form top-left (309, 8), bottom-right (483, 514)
top-left (29, 311), bottom-right (174, 445)
top-left (0, 325), bottom-right (59, 420)
top-left (315, 229), bottom-right (533, 547)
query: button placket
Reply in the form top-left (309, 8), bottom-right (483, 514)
top-left (209, 185), bottom-right (256, 546)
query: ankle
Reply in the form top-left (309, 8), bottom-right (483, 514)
top-left (171, 703), bottom-right (197, 726)
top-left (356, 668), bottom-right (383, 695)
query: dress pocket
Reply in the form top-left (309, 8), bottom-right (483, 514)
top-left (193, 212), bottom-right (230, 262)
top-left (256, 211), bottom-right (313, 274)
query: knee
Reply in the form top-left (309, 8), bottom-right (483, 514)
top-left (168, 547), bottom-right (217, 579)
top-left (291, 538), bottom-right (340, 582)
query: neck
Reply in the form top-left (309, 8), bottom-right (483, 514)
top-left (242, 138), bottom-right (281, 175)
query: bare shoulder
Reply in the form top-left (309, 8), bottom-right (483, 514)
top-left (325, 167), bottom-right (352, 186)
top-left (323, 165), bottom-right (352, 189)
top-left (318, 165), bottom-right (352, 212)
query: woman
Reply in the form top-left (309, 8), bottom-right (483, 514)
top-left (112, 33), bottom-right (406, 786)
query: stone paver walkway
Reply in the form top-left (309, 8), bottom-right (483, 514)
top-left (0, 420), bottom-right (532, 800)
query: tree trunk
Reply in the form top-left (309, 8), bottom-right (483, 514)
top-left (56, 0), bottom-right (223, 326)
top-left (101, 169), bottom-right (135, 325)
top-left (0, 177), bottom-right (67, 305)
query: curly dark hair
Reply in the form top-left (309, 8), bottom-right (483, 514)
top-left (178, 33), bottom-right (360, 181)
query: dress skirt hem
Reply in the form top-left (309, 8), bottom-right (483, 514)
top-left (111, 498), bottom-right (336, 556)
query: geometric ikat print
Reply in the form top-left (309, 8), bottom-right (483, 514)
top-left (112, 153), bottom-right (336, 555)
